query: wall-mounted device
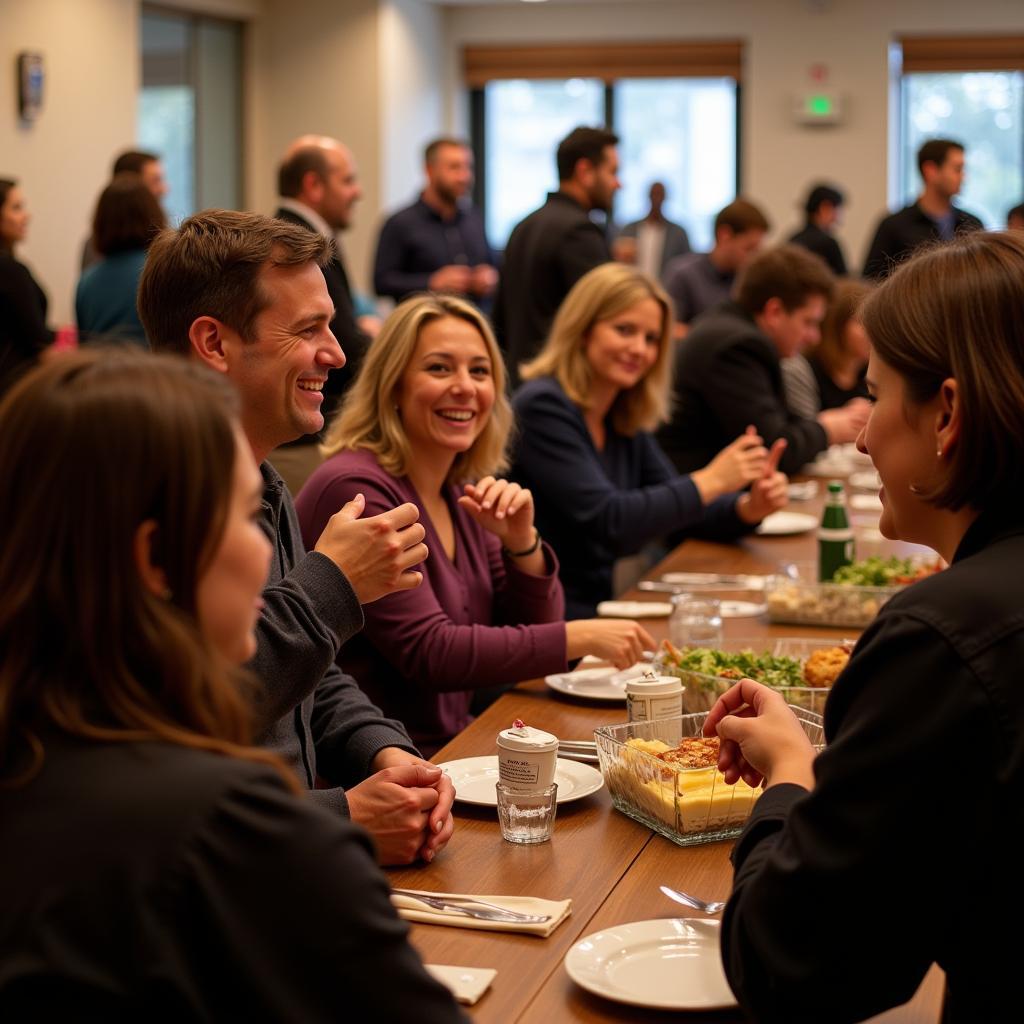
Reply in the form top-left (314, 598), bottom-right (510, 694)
top-left (17, 52), bottom-right (45, 122)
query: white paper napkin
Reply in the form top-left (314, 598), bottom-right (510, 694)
top-left (424, 964), bottom-right (496, 1005)
top-left (391, 889), bottom-right (572, 937)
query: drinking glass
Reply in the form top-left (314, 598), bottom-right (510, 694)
top-left (669, 595), bottom-right (724, 648)
top-left (496, 782), bottom-right (558, 844)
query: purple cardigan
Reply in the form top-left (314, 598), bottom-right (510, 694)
top-left (295, 449), bottom-right (567, 753)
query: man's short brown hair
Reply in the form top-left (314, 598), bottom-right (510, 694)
top-left (736, 244), bottom-right (835, 315)
top-left (277, 147), bottom-right (330, 199)
top-left (424, 137), bottom-right (469, 165)
top-left (138, 209), bottom-right (331, 355)
top-left (714, 198), bottom-right (771, 237)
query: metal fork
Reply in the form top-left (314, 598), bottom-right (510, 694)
top-left (391, 889), bottom-right (551, 923)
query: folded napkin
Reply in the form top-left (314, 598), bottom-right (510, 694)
top-left (391, 889), bottom-right (572, 938)
top-left (424, 964), bottom-right (496, 1005)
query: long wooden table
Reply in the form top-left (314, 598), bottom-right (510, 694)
top-left (388, 498), bottom-right (944, 1022)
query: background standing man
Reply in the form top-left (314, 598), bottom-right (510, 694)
top-left (373, 137), bottom-right (496, 307)
top-left (613, 181), bottom-right (691, 281)
top-left (493, 125), bottom-right (619, 385)
top-left (863, 138), bottom-right (983, 279)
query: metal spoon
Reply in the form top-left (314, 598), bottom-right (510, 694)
top-left (659, 884), bottom-right (727, 915)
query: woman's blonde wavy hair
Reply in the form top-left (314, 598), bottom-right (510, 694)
top-left (519, 262), bottom-right (674, 435)
top-left (322, 293), bottom-right (514, 481)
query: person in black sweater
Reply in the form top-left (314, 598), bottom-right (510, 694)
top-left (0, 178), bottom-right (52, 396)
top-left (0, 349), bottom-right (464, 1022)
top-left (493, 126), bottom-right (619, 386)
top-left (658, 245), bottom-right (869, 477)
top-left (788, 183), bottom-right (848, 276)
top-left (511, 262), bottom-right (788, 618)
top-left (704, 231), bottom-right (1024, 1024)
top-left (863, 138), bottom-right (983, 280)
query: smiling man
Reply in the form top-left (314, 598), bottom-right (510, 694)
top-left (138, 210), bottom-right (456, 866)
top-left (658, 245), bottom-right (869, 477)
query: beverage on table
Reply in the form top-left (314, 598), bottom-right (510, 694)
top-left (818, 480), bottom-right (854, 581)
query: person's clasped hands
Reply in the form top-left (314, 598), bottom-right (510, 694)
top-left (346, 748), bottom-right (456, 866)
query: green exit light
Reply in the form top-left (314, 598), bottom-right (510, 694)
top-left (808, 95), bottom-right (833, 116)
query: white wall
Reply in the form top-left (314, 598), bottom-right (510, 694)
top-left (0, 0), bottom-right (138, 324)
top-left (380, 0), bottom-right (446, 211)
top-left (444, 0), bottom-right (1024, 269)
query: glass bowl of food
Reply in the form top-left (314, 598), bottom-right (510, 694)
top-left (595, 708), bottom-right (825, 846)
top-left (654, 636), bottom-right (855, 715)
top-left (764, 556), bottom-right (943, 629)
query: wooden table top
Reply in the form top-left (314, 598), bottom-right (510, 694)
top-left (386, 495), bottom-right (944, 1022)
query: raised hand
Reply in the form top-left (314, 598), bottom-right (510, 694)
top-left (737, 438), bottom-right (789, 523)
top-left (457, 477), bottom-right (535, 549)
top-left (691, 425), bottom-right (768, 502)
top-left (314, 495), bottom-right (428, 604)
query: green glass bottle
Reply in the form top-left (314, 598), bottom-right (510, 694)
top-left (818, 481), bottom-right (854, 581)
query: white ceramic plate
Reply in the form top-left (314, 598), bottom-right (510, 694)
top-left (565, 918), bottom-right (737, 1011)
top-left (755, 511), bottom-right (818, 536)
top-left (437, 756), bottom-right (604, 806)
top-left (849, 470), bottom-right (881, 490)
top-left (850, 492), bottom-right (883, 512)
top-left (545, 662), bottom-right (651, 702)
top-left (597, 600), bottom-right (673, 618)
top-left (719, 599), bottom-right (766, 618)
top-left (660, 572), bottom-right (767, 592)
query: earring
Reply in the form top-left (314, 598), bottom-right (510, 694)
top-left (909, 483), bottom-right (923, 494)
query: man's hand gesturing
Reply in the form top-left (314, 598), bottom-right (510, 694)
top-left (314, 494), bottom-right (428, 604)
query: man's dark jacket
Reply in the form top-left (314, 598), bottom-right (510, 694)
top-left (657, 300), bottom-right (828, 477)
top-left (862, 201), bottom-right (983, 280)
top-left (492, 191), bottom-right (610, 385)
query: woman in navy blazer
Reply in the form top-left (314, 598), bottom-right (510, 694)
top-left (511, 262), bottom-right (788, 619)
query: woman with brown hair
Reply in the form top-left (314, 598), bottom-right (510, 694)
top-left (296, 293), bottom-right (654, 754)
top-left (510, 262), bottom-right (789, 619)
top-left (76, 172), bottom-right (166, 346)
top-left (0, 350), bottom-right (462, 1021)
top-left (703, 232), bottom-right (1024, 1023)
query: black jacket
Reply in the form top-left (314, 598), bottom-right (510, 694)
top-left (862, 201), bottom-right (983, 280)
top-left (723, 506), bottom-right (1024, 1023)
top-left (657, 300), bottom-right (828, 477)
top-left (492, 191), bottom-right (610, 385)
top-left (0, 251), bottom-right (51, 396)
top-left (0, 735), bottom-right (465, 1022)
top-left (788, 222), bottom-right (847, 276)
top-left (274, 207), bottom-right (369, 431)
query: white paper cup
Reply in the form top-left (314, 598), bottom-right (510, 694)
top-left (497, 724), bottom-right (558, 792)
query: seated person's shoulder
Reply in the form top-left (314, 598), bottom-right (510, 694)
top-left (513, 376), bottom-right (571, 413)
top-left (663, 251), bottom-right (702, 284)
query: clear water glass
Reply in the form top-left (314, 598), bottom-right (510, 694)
top-left (496, 782), bottom-right (558, 844)
top-left (669, 595), bottom-right (724, 648)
